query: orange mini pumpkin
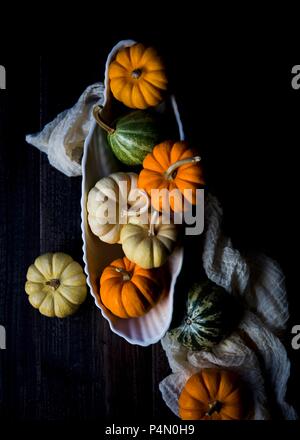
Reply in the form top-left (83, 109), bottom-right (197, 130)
top-left (108, 43), bottom-right (167, 109)
top-left (138, 141), bottom-right (204, 212)
top-left (100, 257), bottom-right (165, 319)
top-left (178, 368), bottom-right (246, 420)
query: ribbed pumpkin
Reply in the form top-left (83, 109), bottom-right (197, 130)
top-left (169, 280), bottom-right (241, 351)
top-left (100, 257), bottom-right (164, 318)
top-left (138, 141), bottom-right (205, 212)
top-left (108, 43), bottom-right (167, 109)
top-left (87, 172), bottom-right (149, 244)
top-left (120, 211), bottom-right (178, 269)
top-left (93, 106), bottom-right (161, 165)
top-left (178, 369), bottom-right (246, 420)
top-left (25, 253), bottom-right (87, 318)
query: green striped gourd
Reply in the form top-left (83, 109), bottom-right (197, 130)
top-left (93, 106), bottom-right (161, 165)
top-left (170, 280), bottom-right (241, 351)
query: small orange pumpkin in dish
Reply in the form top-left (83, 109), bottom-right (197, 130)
top-left (178, 368), bottom-right (247, 420)
top-left (100, 256), bottom-right (165, 318)
top-left (108, 43), bottom-right (167, 109)
top-left (138, 141), bottom-right (204, 212)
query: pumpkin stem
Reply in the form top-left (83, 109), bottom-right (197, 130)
top-left (131, 68), bottom-right (142, 79)
top-left (164, 156), bottom-right (201, 180)
top-left (46, 279), bottom-right (60, 290)
top-left (93, 106), bottom-right (115, 134)
top-left (115, 267), bottom-right (131, 281)
top-left (148, 209), bottom-right (159, 236)
top-left (206, 400), bottom-right (223, 416)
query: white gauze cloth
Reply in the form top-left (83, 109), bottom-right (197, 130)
top-left (160, 194), bottom-right (297, 420)
top-left (26, 83), bottom-right (104, 177)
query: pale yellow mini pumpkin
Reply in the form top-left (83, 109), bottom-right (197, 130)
top-left (87, 172), bottom-right (149, 244)
top-left (25, 253), bottom-right (87, 318)
top-left (120, 212), bottom-right (178, 269)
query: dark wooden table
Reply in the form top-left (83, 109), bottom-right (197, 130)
top-left (1, 39), bottom-right (300, 422)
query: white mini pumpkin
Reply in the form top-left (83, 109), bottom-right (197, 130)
top-left (25, 253), bottom-right (87, 318)
top-left (120, 211), bottom-right (178, 269)
top-left (87, 172), bottom-right (149, 244)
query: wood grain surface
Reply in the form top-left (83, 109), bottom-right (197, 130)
top-left (0, 41), bottom-right (300, 422)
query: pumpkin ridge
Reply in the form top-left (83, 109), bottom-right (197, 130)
top-left (185, 375), bottom-right (210, 402)
top-left (176, 164), bottom-right (203, 176)
top-left (152, 143), bottom-right (173, 170)
top-left (98, 268), bottom-right (121, 284)
top-left (203, 369), bottom-right (221, 401)
top-left (143, 78), bottom-right (167, 91)
top-left (60, 273), bottom-right (86, 287)
top-left (109, 72), bottom-right (126, 81)
top-left (52, 253), bottom-right (73, 278)
top-left (143, 70), bottom-right (167, 86)
top-left (131, 275), bottom-right (158, 306)
top-left (180, 389), bottom-right (208, 409)
top-left (28, 290), bottom-right (47, 309)
top-left (105, 282), bottom-right (129, 318)
top-left (216, 372), bottom-right (237, 399)
top-left (169, 142), bottom-right (190, 163)
top-left (156, 235), bottom-right (174, 253)
top-left (134, 269), bottom-right (160, 284)
top-left (218, 383), bottom-right (240, 402)
top-left (131, 83), bottom-right (147, 109)
top-left (197, 373), bottom-right (213, 402)
top-left (180, 409), bottom-right (205, 420)
top-left (122, 224), bottom-right (144, 240)
top-left (54, 293), bottom-right (78, 318)
top-left (174, 178), bottom-right (200, 196)
top-left (54, 290), bottom-right (79, 307)
top-left (98, 225), bottom-right (122, 244)
top-left (142, 155), bottom-right (165, 173)
top-left (35, 253), bottom-right (53, 279)
top-left (38, 291), bottom-right (54, 311)
top-left (138, 237), bottom-right (153, 267)
top-left (27, 264), bottom-right (46, 282)
top-left (109, 59), bottom-right (128, 74)
top-left (140, 79), bottom-right (163, 101)
top-left (135, 285), bottom-right (155, 309)
top-left (60, 260), bottom-right (79, 277)
top-left (121, 283), bottom-right (148, 317)
top-left (139, 46), bottom-right (158, 65)
top-left (143, 71), bottom-right (167, 82)
top-left (115, 49), bottom-right (132, 70)
top-left (139, 171), bottom-right (166, 187)
top-left (133, 43), bottom-right (148, 67)
top-left (62, 261), bottom-right (87, 275)
top-left (175, 174), bottom-right (205, 187)
top-left (121, 83), bottom-right (133, 108)
top-left (58, 285), bottom-right (87, 305)
top-left (221, 400), bottom-right (243, 419)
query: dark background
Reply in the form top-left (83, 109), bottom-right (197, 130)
top-left (0, 30), bottom-right (300, 423)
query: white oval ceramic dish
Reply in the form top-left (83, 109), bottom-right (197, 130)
top-left (81, 40), bottom-right (185, 346)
